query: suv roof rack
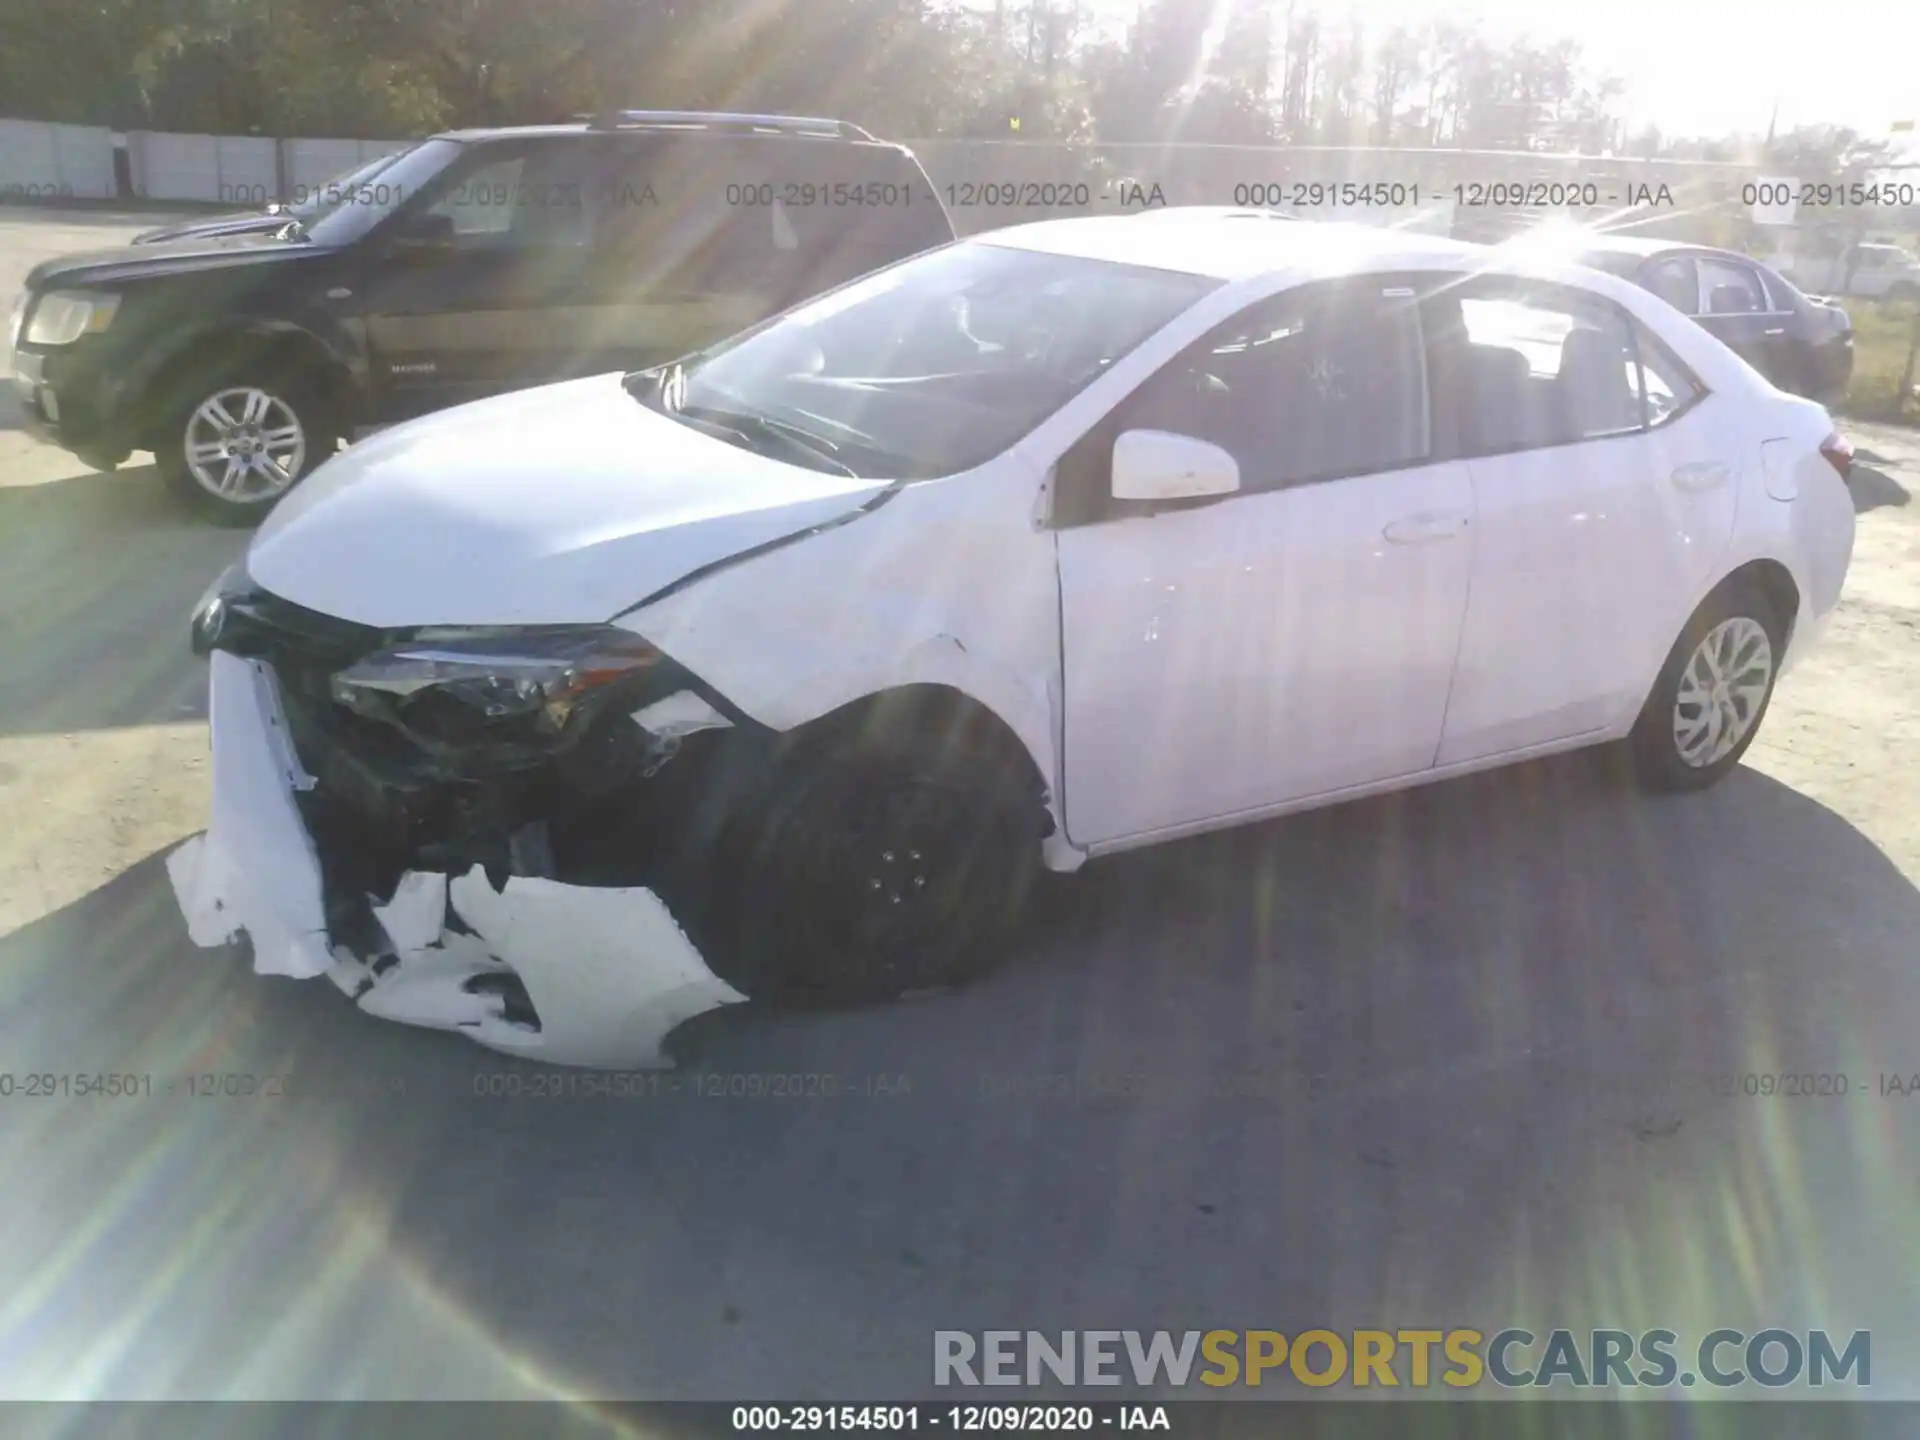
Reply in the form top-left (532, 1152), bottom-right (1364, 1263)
top-left (586, 109), bottom-right (875, 141)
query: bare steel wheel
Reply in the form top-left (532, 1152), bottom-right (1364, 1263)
top-left (1630, 581), bottom-right (1783, 792)
top-left (162, 368), bottom-right (334, 526)
top-left (1671, 616), bottom-right (1773, 769)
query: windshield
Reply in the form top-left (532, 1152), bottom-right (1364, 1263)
top-left (648, 241), bottom-right (1219, 480)
top-left (303, 138), bottom-right (466, 245)
top-left (285, 147), bottom-right (413, 223)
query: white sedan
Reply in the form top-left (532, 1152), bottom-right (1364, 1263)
top-left (170, 213), bottom-right (1858, 1067)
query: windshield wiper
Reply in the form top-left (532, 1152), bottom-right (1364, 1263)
top-left (687, 405), bottom-right (860, 478)
top-left (274, 216), bottom-right (311, 243)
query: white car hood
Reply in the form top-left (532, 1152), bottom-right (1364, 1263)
top-left (247, 374), bottom-right (887, 627)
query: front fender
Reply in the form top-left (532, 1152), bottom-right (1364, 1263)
top-left (623, 463), bottom-right (1083, 867)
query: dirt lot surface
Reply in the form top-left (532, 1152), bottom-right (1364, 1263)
top-left (1, 210), bottom-right (1917, 1401)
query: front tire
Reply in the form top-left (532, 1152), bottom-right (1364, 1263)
top-left (698, 733), bottom-right (1042, 1003)
top-left (160, 369), bottom-right (335, 526)
top-left (1629, 582), bottom-right (1782, 792)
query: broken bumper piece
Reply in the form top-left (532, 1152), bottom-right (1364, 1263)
top-left (169, 652), bottom-right (745, 1069)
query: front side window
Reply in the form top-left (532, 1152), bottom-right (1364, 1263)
top-left (1446, 284), bottom-right (1644, 451)
top-left (303, 137), bottom-right (466, 245)
top-left (1112, 281), bottom-right (1431, 493)
top-left (1697, 256), bottom-right (1769, 314)
top-left (419, 143), bottom-right (606, 249)
top-left (647, 240), bottom-right (1218, 479)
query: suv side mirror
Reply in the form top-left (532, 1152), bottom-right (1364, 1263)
top-left (1111, 429), bottom-right (1240, 502)
top-left (388, 210), bottom-right (456, 256)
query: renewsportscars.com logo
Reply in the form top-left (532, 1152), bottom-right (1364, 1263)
top-left (934, 1329), bottom-right (1871, 1390)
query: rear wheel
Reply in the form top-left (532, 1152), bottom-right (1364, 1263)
top-left (1629, 583), bottom-right (1782, 792)
top-left (160, 368), bottom-right (335, 526)
top-left (693, 732), bottom-right (1042, 1003)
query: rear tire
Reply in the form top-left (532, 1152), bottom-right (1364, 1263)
top-left (1629, 582), bottom-right (1782, 793)
top-left (692, 731), bottom-right (1042, 1004)
top-left (159, 365), bottom-right (336, 527)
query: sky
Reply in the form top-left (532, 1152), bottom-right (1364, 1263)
top-left (1079, 0), bottom-right (1920, 146)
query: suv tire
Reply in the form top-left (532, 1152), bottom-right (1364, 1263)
top-left (160, 366), bottom-right (337, 527)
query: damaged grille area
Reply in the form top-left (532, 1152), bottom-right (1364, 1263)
top-left (202, 578), bottom-right (773, 969)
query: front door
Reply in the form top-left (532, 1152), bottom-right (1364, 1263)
top-left (360, 139), bottom-right (616, 421)
top-left (1056, 279), bottom-right (1476, 846)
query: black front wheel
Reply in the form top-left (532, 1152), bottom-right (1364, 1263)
top-left (698, 736), bottom-right (1042, 1003)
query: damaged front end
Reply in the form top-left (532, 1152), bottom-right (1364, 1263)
top-left (168, 565), bottom-right (765, 1067)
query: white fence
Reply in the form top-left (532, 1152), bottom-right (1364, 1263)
top-left (0, 119), bottom-right (116, 200)
top-left (0, 118), bottom-right (413, 205)
top-left (128, 130), bottom-right (277, 204)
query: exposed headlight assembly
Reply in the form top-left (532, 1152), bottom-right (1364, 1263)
top-left (329, 625), bottom-right (662, 744)
top-left (24, 290), bottom-right (121, 346)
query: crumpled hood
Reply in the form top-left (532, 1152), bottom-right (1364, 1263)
top-left (247, 374), bottom-right (887, 627)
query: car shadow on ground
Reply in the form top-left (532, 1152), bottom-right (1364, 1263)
top-left (3, 752), bottom-right (1916, 1398)
top-left (0, 461), bottom-right (242, 735)
top-left (1848, 451), bottom-right (1912, 514)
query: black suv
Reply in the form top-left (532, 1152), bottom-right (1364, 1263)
top-left (10, 111), bottom-right (953, 523)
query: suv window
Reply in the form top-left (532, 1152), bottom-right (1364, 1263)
top-left (1113, 281), bottom-right (1431, 495)
top-left (1442, 284), bottom-right (1644, 451)
top-left (420, 142), bottom-right (607, 249)
top-left (1697, 255), bottom-right (1769, 314)
top-left (598, 136), bottom-right (948, 305)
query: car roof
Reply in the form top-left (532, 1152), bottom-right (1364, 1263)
top-left (979, 212), bottom-right (1486, 281)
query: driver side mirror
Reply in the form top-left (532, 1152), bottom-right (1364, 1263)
top-left (1111, 429), bottom-right (1240, 503)
top-left (387, 210), bottom-right (456, 258)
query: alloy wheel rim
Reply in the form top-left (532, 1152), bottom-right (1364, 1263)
top-left (1672, 616), bottom-right (1773, 768)
top-left (184, 387), bottom-right (306, 502)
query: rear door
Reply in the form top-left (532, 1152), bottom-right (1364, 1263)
top-left (1427, 279), bottom-right (1739, 762)
top-left (1691, 252), bottom-right (1795, 387)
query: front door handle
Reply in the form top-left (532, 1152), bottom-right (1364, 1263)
top-left (1670, 461), bottom-right (1732, 492)
top-left (1383, 512), bottom-right (1470, 544)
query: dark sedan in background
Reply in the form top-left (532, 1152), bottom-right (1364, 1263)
top-left (1572, 235), bottom-right (1854, 405)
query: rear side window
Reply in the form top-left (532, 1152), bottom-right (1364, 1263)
top-left (1457, 292), bottom-right (1642, 447)
top-left (1434, 282), bottom-right (1677, 454)
top-left (1635, 327), bottom-right (1706, 428)
top-left (1114, 281), bottom-right (1430, 494)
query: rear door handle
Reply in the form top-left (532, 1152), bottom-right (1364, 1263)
top-left (1670, 461), bottom-right (1732, 492)
top-left (1383, 512), bottom-right (1470, 544)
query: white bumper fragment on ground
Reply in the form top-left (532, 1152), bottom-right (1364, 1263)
top-left (169, 653), bottom-right (747, 1069)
